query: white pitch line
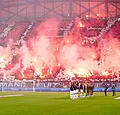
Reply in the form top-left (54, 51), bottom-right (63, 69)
top-left (0, 94), bottom-right (24, 98)
top-left (115, 97), bottom-right (120, 100)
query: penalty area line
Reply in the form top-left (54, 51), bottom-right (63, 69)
top-left (0, 94), bottom-right (24, 98)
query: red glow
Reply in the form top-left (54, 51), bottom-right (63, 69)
top-left (86, 15), bottom-right (89, 18)
top-left (78, 22), bottom-right (84, 27)
top-left (97, 14), bottom-right (99, 16)
top-left (0, 17), bottom-right (120, 80)
top-left (67, 40), bottom-right (69, 43)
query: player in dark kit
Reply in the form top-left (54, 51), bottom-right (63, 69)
top-left (80, 83), bottom-right (84, 98)
top-left (70, 82), bottom-right (79, 99)
top-left (83, 83), bottom-right (88, 96)
top-left (112, 84), bottom-right (116, 96)
top-left (91, 84), bottom-right (94, 96)
top-left (70, 82), bottom-right (74, 91)
top-left (104, 84), bottom-right (109, 96)
top-left (70, 82), bottom-right (75, 99)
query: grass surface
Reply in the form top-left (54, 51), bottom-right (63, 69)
top-left (0, 92), bottom-right (120, 115)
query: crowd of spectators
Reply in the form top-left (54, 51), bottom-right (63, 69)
top-left (0, 18), bottom-right (120, 81)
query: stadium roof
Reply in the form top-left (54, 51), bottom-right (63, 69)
top-left (0, 0), bottom-right (120, 8)
top-left (0, 0), bottom-right (120, 21)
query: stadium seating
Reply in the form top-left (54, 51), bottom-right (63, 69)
top-left (0, 18), bottom-right (120, 81)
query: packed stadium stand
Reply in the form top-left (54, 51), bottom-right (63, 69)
top-left (0, 0), bottom-right (120, 87)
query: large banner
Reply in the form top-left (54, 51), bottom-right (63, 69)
top-left (0, 81), bottom-right (120, 92)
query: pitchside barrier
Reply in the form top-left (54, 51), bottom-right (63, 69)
top-left (1, 87), bottom-right (120, 92)
top-left (0, 81), bottom-right (120, 92)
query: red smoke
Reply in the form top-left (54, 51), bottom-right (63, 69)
top-left (0, 18), bottom-right (120, 79)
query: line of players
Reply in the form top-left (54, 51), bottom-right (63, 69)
top-left (70, 81), bottom-right (94, 100)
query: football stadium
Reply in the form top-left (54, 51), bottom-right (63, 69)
top-left (0, 0), bottom-right (120, 115)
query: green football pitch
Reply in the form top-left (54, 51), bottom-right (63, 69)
top-left (0, 92), bottom-right (120, 115)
